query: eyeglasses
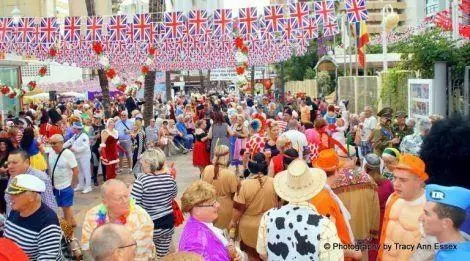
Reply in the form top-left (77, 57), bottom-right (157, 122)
top-left (50, 141), bottom-right (62, 145)
top-left (118, 242), bottom-right (137, 249)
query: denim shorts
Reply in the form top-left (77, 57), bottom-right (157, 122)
top-left (53, 186), bottom-right (74, 207)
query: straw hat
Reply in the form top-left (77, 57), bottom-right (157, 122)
top-left (274, 159), bottom-right (327, 203)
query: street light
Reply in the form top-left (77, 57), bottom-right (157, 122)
top-left (381, 4), bottom-right (399, 72)
top-left (11, 6), bottom-right (21, 25)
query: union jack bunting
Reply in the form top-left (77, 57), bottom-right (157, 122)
top-left (39, 17), bottom-right (58, 43)
top-left (212, 9), bottom-right (232, 36)
top-left (64, 17), bottom-right (81, 42)
top-left (107, 15), bottom-right (127, 42)
top-left (85, 17), bottom-right (103, 41)
top-left (148, 22), bottom-right (159, 43)
top-left (263, 5), bottom-right (285, 32)
top-left (126, 22), bottom-right (135, 43)
top-left (323, 17), bottom-right (339, 36)
top-left (303, 17), bottom-right (318, 39)
top-left (16, 18), bottom-right (36, 43)
top-left (282, 18), bottom-right (299, 40)
top-left (238, 7), bottom-right (258, 35)
top-left (289, 2), bottom-right (309, 29)
top-left (345, 0), bottom-right (368, 23)
top-left (187, 10), bottom-right (208, 36)
top-left (133, 14), bottom-right (152, 42)
top-left (314, 1), bottom-right (336, 25)
top-left (0, 18), bottom-right (15, 43)
top-left (164, 12), bottom-right (184, 39)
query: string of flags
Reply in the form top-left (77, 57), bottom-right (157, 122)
top-left (0, 1), bottom-right (369, 72)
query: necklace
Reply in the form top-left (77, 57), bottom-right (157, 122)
top-left (96, 199), bottom-right (135, 226)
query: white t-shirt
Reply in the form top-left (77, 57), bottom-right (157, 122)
top-left (282, 130), bottom-right (308, 158)
top-left (48, 149), bottom-right (78, 190)
top-left (362, 116), bottom-right (377, 141)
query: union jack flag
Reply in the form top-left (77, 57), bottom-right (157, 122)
top-left (0, 18), bottom-right (15, 43)
top-left (39, 17), bottom-right (58, 43)
top-left (85, 16), bottom-right (103, 41)
top-left (64, 17), bottom-right (81, 42)
top-left (314, 1), bottom-right (335, 25)
top-left (263, 5), bottom-right (285, 32)
top-left (164, 12), bottom-right (184, 39)
top-left (133, 14), bottom-right (152, 42)
top-left (187, 10), bottom-right (208, 36)
top-left (239, 7), bottom-right (258, 35)
top-left (323, 17), bottom-right (339, 36)
top-left (16, 18), bottom-right (36, 43)
top-left (107, 15), bottom-right (127, 42)
top-left (213, 9), bottom-right (232, 36)
top-left (303, 17), bottom-right (318, 39)
top-left (126, 22), bottom-right (135, 43)
top-left (289, 2), bottom-right (309, 29)
top-left (282, 18), bottom-right (299, 40)
top-left (148, 22), bottom-right (159, 44)
top-left (345, 0), bottom-right (368, 23)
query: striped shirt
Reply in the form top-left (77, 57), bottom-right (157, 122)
top-left (5, 203), bottom-right (63, 260)
top-left (131, 173), bottom-right (177, 221)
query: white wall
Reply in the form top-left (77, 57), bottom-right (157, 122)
top-left (22, 63), bottom-right (83, 86)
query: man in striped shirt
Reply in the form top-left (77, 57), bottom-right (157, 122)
top-left (4, 174), bottom-right (63, 260)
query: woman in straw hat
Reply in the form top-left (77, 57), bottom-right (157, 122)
top-left (257, 159), bottom-right (344, 260)
top-left (179, 180), bottom-right (241, 261)
top-left (201, 145), bottom-right (239, 230)
top-left (229, 153), bottom-right (278, 260)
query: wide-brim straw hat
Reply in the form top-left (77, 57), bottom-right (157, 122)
top-left (274, 159), bottom-right (327, 203)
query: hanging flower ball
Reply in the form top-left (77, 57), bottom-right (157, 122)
top-left (241, 45), bottom-right (249, 54)
top-left (234, 37), bottom-right (244, 49)
top-left (8, 91), bottom-right (16, 99)
top-left (92, 42), bottom-right (104, 55)
top-left (105, 68), bottom-right (117, 79)
top-left (1, 85), bottom-right (10, 95)
top-left (27, 81), bottom-right (37, 91)
top-left (147, 45), bottom-right (157, 56)
top-left (117, 84), bottom-right (127, 92)
top-left (49, 47), bottom-right (58, 58)
top-left (39, 66), bottom-right (47, 77)
top-left (263, 79), bottom-right (272, 90)
top-left (236, 66), bottom-right (245, 75)
top-left (141, 65), bottom-right (150, 75)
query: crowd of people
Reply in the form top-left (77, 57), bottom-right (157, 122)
top-left (0, 90), bottom-right (469, 261)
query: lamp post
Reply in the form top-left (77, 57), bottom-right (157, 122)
top-left (381, 4), bottom-right (399, 73)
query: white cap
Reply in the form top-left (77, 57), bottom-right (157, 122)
top-left (6, 174), bottom-right (46, 195)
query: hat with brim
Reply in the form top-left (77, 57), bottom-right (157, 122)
top-left (274, 159), bottom-right (327, 203)
top-left (5, 174), bottom-right (46, 195)
top-left (377, 107), bottom-right (394, 119)
top-left (313, 149), bottom-right (345, 171)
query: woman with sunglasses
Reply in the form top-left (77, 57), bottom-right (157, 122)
top-left (179, 180), bottom-right (241, 261)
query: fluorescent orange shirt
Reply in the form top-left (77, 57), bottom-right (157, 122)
top-left (310, 188), bottom-right (353, 245)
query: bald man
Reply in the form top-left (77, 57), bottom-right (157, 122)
top-left (48, 134), bottom-right (78, 226)
top-left (90, 223), bottom-right (136, 261)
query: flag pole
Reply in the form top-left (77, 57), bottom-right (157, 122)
top-left (355, 23), bottom-right (359, 77)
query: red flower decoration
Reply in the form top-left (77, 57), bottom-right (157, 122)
top-left (49, 47), bottom-right (57, 58)
top-left (1, 85), bottom-right (10, 95)
top-left (234, 37), bottom-right (244, 49)
top-left (27, 81), bottom-right (37, 91)
top-left (147, 45), bottom-right (157, 56)
top-left (39, 66), bottom-right (47, 77)
top-left (8, 92), bottom-right (16, 99)
top-left (141, 65), bottom-right (150, 75)
top-left (236, 66), bottom-right (245, 75)
top-left (263, 79), bottom-right (272, 89)
top-left (241, 45), bottom-right (249, 54)
top-left (92, 42), bottom-right (104, 55)
top-left (117, 84), bottom-right (127, 92)
top-left (105, 68), bottom-right (116, 79)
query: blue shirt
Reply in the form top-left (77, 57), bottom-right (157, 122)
top-left (176, 121), bottom-right (188, 136)
top-left (115, 119), bottom-right (134, 140)
top-left (435, 241), bottom-right (470, 261)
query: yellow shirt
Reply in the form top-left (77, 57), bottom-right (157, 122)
top-left (81, 203), bottom-right (156, 260)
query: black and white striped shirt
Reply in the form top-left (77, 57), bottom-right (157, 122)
top-left (5, 203), bottom-right (63, 260)
top-left (131, 173), bottom-right (177, 221)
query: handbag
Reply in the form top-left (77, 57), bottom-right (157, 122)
top-left (172, 200), bottom-right (184, 227)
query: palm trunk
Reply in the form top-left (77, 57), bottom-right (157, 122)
top-left (165, 71), bottom-right (171, 102)
top-left (85, 0), bottom-right (111, 118)
top-left (251, 66), bottom-right (255, 95)
top-left (143, 71), bottom-right (156, 126)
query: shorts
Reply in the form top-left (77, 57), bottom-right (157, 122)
top-left (53, 186), bottom-right (74, 207)
top-left (119, 139), bottom-right (133, 158)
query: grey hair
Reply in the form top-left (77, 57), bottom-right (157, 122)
top-left (100, 179), bottom-right (127, 198)
top-left (418, 118), bottom-right (432, 134)
top-left (287, 120), bottom-right (299, 130)
top-left (90, 223), bottom-right (127, 260)
top-left (140, 148), bottom-right (166, 172)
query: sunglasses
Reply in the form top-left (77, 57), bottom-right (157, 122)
top-left (196, 200), bottom-right (218, 208)
top-left (118, 242), bottom-right (137, 249)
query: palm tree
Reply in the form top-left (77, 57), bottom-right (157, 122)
top-left (85, 0), bottom-right (112, 118)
